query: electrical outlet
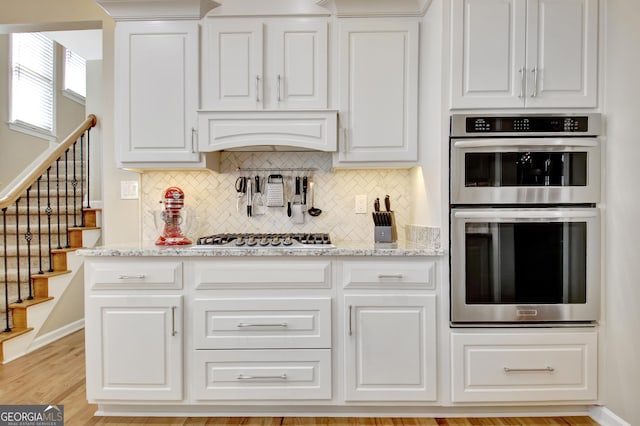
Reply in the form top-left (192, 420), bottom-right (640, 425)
top-left (120, 181), bottom-right (139, 200)
top-left (355, 194), bottom-right (367, 214)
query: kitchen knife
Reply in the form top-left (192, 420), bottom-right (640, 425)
top-left (246, 178), bottom-right (252, 217)
top-left (294, 176), bottom-right (301, 204)
top-left (302, 176), bottom-right (308, 205)
top-left (385, 194), bottom-right (391, 212)
top-left (374, 197), bottom-right (380, 212)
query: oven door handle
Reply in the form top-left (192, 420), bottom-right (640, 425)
top-left (453, 209), bottom-right (599, 220)
top-left (452, 138), bottom-right (598, 149)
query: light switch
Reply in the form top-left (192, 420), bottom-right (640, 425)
top-left (120, 181), bottom-right (139, 200)
top-left (355, 194), bottom-right (367, 214)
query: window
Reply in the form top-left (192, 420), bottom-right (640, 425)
top-left (10, 33), bottom-right (55, 136)
top-left (63, 48), bottom-right (86, 102)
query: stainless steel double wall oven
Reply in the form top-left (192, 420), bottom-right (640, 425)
top-left (449, 114), bottom-right (602, 325)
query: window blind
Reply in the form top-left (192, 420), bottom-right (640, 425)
top-left (64, 48), bottom-right (86, 98)
top-left (10, 33), bottom-right (55, 132)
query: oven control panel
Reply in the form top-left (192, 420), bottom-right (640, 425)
top-left (451, 114), bottom-right (600, 137)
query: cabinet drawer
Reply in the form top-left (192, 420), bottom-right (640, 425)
top-left (192, 259), bottom-right (331, 289)
top-left (451, 331), bottom-right (598, 402)
top-left (193, 298), bottom-right (331, 349)
top-left (193, 349), bottom-right (331, 400)
top-left (86, 260), bottom-right (182, 290)
top-left (341, 259), bottom-right (435, 289)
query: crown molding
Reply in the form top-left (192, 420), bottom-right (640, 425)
top-left (95, 0), bottom-right (220, 21)
top-left (317, 0), bottom-right (432, 17)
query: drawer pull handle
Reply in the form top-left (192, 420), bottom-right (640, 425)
top-left (378, 274), bottom-right (404, 279)
top-left (237, 374), bottom-right (287, 380)
top-left (117, 274), bottom-right (146, 280)
top-left (504, 366), bottom-right (555, 373)
top-left (237, 322), bottom-right (288, 328)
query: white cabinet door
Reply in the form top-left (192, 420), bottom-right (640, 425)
top-left (451, 0), bottom-right (598, 109)
top-left (202, 19), bottom-right (264, 109)
top-left (269, 21), bottom-right (328, 109)
top-left (202, 18), bottom-right (327, 110)
top-left (336, 19), bottom-right (419, 165)
top-left (451, 0), bottom-right (527, 108)
top-left (85, 295), bottom-right (183, 400)
top-left (115, 21), bottom-right (201, 165)
top-left (525, 0), bottom-right (598, 108)
top-left (343, 294), bottom-right (436, 401)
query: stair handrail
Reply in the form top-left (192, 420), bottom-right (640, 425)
top-left (0, 114), bottom-right (97, 210)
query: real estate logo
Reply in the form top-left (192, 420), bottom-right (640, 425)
top-left (0, 404), bottom-right (64, 426)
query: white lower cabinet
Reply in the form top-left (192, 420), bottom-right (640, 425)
top-left (85, 294), bottom-right (183, 401)
top-left (451, 330), bottom-right (598, 402)
top-left (344, 294), bottom-right (437, 401)
top-left (193, 349), bottom-right (332, 400)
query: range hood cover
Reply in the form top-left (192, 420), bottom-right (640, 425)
top-left (197, 110), bottom-right (338, 153)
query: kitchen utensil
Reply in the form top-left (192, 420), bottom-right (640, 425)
top-left (246, 178), bottom-right (252, 217)
top-left (252, 176), bottom-right (266, 215)
top-left (291, 176), bottom-right (304, 223)
top-left (302, 176), bottom-right (308, 205)
top-left (266, 174), bottom-right (284, 207)
top-left (385, 194), bottom-right (391, 212)
top-left (308, 182), bottom-right (322, 217)
top-left (374, 197), bottom-right (380, 212)
top-left (235, 176), bottom-right (247, 212)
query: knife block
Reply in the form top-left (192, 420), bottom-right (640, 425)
top-left (374, 211), bottom-right (397, 243)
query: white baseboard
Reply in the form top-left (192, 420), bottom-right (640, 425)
top-left (590, 406), bottom-right (631, 426)
top-left (29, 319), bottom-right (85, 353)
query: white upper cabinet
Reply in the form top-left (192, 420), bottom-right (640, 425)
top-left (335, 19), bottom-right (419, 166)
top-left (115, 21), bottom-right (203, 166)
top-left (201, 18), bottom-right (328, 110)
top-left (451, 0), bottom-right (599, 109)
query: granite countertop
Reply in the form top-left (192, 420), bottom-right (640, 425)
top-left (76, 241), bottom-right (444, 257)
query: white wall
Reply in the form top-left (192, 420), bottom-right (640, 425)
top-left (603, 1), bottom-right (640, 424)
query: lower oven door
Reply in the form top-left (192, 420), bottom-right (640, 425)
top-left (450, 207), bottom-right (600, 324)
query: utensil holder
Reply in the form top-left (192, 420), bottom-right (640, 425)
top-left (374, 211), bottom-right (397, 243)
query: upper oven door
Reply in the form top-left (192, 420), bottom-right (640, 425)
top-left (450, 138), bottom-right (601, 205)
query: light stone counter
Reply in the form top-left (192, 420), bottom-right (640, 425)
top-left (76, 240), bottom-right (444, 257)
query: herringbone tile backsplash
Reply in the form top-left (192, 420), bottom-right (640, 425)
top-left (140, 152), bottom-right (414, 244)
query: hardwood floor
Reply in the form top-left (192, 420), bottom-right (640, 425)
top-left (0, 330), bottom-right (599, 425)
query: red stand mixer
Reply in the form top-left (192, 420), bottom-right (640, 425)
top-left (155, 186), bottom-right (192, 245)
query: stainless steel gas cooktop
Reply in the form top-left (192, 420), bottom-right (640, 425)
top-left (196, 233), bottom-right (334, 248)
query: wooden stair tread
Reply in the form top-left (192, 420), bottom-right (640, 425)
top-left (30, 270), bottom-right (71, 279)
top-left (51, 247), bottom-right (79, 254)
top-left (9, 297), bottom-right (54, 309)
top-left (68, 226), bottom-right (101, 231)
top-left (0, 327), bottom-right (34, 344)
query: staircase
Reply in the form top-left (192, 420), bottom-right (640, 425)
top-left (0, 115), bottom-right (99, 363)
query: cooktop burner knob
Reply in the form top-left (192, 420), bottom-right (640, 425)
top-left (283, 236), bottom-right (293, 246)
top-left (259, 237), bottom-right (270, 246)
top-left (235, 237), bottom-right (246, 246)
top-left (247, 236), bottom-right (257, 246)
top-left (271, 237), bottom-right (281, 246)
